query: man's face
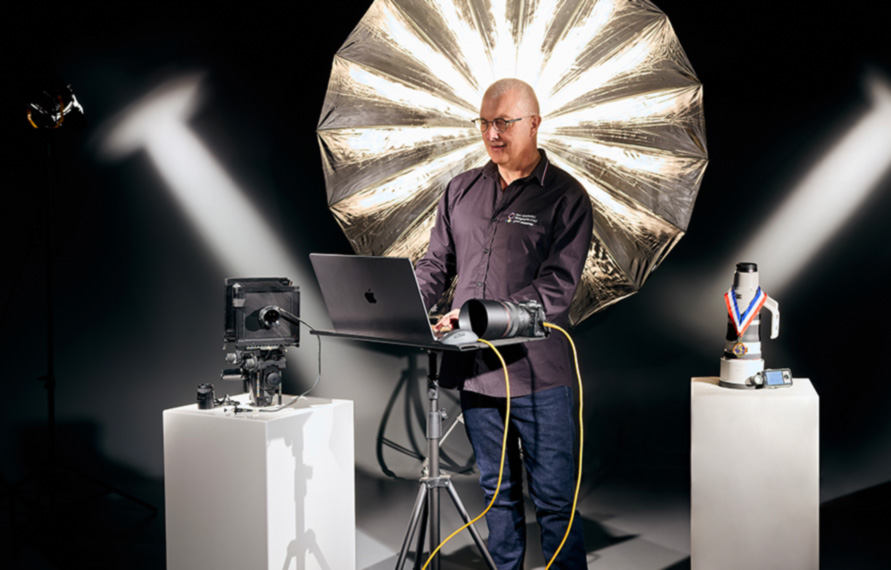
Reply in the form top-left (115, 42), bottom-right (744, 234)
top-left (479, 90), bottom-right (540, 173)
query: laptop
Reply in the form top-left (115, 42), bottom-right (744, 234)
top-left (309, 253), bottom-right (464, 348)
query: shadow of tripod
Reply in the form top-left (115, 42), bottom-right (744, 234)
top-left (279, 413), bottom-right (333, 570)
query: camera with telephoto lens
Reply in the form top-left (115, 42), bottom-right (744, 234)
top-left (458, 299), bottom-right (547, 339)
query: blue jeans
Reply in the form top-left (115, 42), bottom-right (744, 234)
top-left (461, 386), bottom-right (586, 570)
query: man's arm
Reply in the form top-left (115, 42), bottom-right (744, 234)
top-left (507, 188), bottom-right (593, 323)
top-left (415, 184), bottom-right (457, 312)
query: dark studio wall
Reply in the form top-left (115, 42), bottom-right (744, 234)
top-left (2, 0), bottom-right (890, 553)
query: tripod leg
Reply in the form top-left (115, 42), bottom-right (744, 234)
top-left (429, 483), bottom-right (441, 570)
top-left (445, 480), bottom-right (498, 570)
top-left (396, 482), bottom-right (428, 570)
top-left (413, 499), bottom-right (428, 570)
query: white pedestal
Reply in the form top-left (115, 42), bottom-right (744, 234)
top-left (163, 396), bottom-right (355, 570)
top-left (691, 377), bottom-right (819, 570)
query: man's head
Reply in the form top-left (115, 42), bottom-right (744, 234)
top-left (478, 79), bottom-right (541, 176)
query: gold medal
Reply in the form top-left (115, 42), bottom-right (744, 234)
top-left (732, 341), bottom-right (748, 357)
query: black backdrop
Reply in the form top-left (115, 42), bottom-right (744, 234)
top-left (3, 0), bottom-right (890, 560)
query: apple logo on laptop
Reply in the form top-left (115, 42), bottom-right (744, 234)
top-left (364, 289), bottom-right (377, 304)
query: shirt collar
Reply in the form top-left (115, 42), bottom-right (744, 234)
top-left (531, 149), bottom-right (550, 186)
top-left (482, 149), bottom-right (550, 188)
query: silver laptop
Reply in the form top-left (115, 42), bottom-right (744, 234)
top-left (310, 253), bottom-right (443, 345)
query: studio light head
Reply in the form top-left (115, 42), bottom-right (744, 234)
top-left (458, 299), bottom-right (547, 339)
top-left (25, 74), bottom-right (85, 131)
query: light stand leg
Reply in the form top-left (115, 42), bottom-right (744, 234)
top-left (396, 482), bottom-right (428, 569)
top-left (413, 500), bottom-right (428, 570)
top-left (445, 480), bottom-right (497, 569)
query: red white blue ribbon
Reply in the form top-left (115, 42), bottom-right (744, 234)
top-left (724, 287), bottom-right (767, 338)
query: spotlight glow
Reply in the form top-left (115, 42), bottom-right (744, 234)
top-left (670, 71), bottom-right (891, 349)
top-left (98, 75), bottom-right (324, 384)
top-left (99, 75), bottom-right (296, 278)
top-left (731, 71), bottom-right (891, 294)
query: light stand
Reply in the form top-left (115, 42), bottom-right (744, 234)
top-left (7, 78), bottom-right (156, 565)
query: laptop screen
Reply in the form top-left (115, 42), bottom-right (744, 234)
top-left (310, 254), bottom-right (437, 344)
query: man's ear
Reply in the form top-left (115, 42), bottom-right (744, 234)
top-left (529, 114), bottom-right (541, 137)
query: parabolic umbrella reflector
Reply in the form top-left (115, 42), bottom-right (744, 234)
top-left (318, 0), bottom-right (707, 324)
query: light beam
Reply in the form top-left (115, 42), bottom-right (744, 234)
top-left (98, 74), bottom-right (325, 385)
top-left (731, 70), bottom-right (891, 294)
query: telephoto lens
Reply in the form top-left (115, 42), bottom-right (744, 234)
top-left (458, 299), bottom-right (546, 339)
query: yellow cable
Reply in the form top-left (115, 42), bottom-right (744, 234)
top-left (421, 325), bottom-right (584, 569)
top-left (542, 322), bottom-right (584, 569)
top-left (421, 338), bottom-right (510, 570)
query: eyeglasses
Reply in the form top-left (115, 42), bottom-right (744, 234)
top-left (470, 116), bottom-right (529, 133)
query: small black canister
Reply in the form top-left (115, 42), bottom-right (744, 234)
top-left (197, 383), bottom-right (215, 410)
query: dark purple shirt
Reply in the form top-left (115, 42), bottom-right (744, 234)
top-left (416, 149), bottom-right (594, 397)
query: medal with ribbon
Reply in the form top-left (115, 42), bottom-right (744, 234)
top-left (724, 287), bottom-right (767, 356)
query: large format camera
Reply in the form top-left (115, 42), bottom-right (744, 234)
top-left (219, 278), bottom-right (300, 407)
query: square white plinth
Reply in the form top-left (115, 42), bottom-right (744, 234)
top-left (163, 396), bottom-right (355, 570)
top-left (691, 377), bottom-right (819, 570)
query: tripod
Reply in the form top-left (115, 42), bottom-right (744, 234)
top-left (395, 350), bottom-right (497, 570)
top-left (311, 322), bottom-right (541, 569)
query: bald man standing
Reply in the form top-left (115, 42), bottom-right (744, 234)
top-left (416, 79), bottom-right (593, 568)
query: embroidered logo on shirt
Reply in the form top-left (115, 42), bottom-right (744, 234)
top-left (505, 213), bottom-right (539, 226)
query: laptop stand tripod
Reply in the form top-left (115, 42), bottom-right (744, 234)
top-left (394, 349), bottom-right (497, 570)
top-left (311, 329), bottom-right (542, 570)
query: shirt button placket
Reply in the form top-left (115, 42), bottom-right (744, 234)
top-left (479, 219), bottom-right (498, 298)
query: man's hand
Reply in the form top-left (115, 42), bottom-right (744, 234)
top-left (432, 309), bottom-right (460, 336)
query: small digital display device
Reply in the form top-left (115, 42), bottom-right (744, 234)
top-left (750, 368), bottom-right (793, 389)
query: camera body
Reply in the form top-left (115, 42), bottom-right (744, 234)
top-left (224, 277), bottom-right (299, 349)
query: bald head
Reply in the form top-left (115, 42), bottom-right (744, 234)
top-left (483, 78), bottom-right (540, 116)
